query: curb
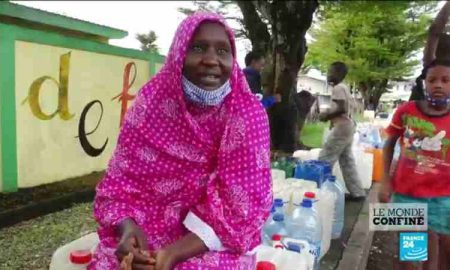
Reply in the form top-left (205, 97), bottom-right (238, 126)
top-left (336, 183), bottom-right (379, 270)
top-left (0, 188), bottom-right (95, 229)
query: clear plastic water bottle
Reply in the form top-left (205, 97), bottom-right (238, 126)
top-left (263, 213), bottom-right (288, 246)
top-left (370, 127), bottom-right (383, 147)
top-left (286, 199), bottom-right (322, 270)
top-left (304, 191), bottom-right (318, 212)
top-left (322, 175), bottom-right (345, 239)
top-left (261, 206), bottom-right (276, 245)
top-left (273, 198), bottom-right (284, 215)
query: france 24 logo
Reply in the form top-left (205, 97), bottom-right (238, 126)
top-left (399, 232), bottom-right (428, 262)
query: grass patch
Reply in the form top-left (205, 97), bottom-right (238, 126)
top-left (300, 121), bottom-right (328, 149)
top-left (0, 203), bottom-right (96, 270)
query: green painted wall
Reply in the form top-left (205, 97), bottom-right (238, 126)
top-left (0, 2), bottom-right (127, 39)
top-left (0, 26), bottom-right (17, 192)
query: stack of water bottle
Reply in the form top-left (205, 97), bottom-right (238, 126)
top-left (263, 159), bottom-right (345, 270)
top-left (358, 124), bottom-right (384, 149)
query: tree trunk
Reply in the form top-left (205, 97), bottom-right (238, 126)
top-left (358, 83), bottom-right (371, 109)
top-left (371, 80), bottom-right (388, 110)
top-left (236, 0), bottom-right (318, 153)
top-left (269, 1), bottom-right (319, 153)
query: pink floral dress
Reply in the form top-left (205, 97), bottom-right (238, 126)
top-left (88, 12), bottom-right (272, 270)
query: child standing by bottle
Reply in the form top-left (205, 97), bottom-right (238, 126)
top-left (380, 59), bottom-right (450, 269)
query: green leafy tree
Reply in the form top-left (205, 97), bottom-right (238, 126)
top-left (306, 1), bottom-right (436, 108)
top-left (178, 1), bottom-right (249, 40)
top-left (136, 30), bottom-right (160, 53)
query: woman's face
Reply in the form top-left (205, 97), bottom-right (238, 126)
top-left (425, 65), bottom-right (450, 100)
top-left (183, 22), bottom-right (233, 91)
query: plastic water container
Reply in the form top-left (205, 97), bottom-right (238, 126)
top-left (49, 233), bottom-right (99, 270)
top-left (274, 198), bottom-right (285, 215)
top-left (303, 163), bottom-right (325, 188)
top-left (309, 149), bottom-right (322, 160)
top-left (273, 185), bottom-right (292, 209)
top-left (316, 189), bottom-right (334, 259)
top-left (287, 181), bottom-right (318, 215)
top-left (284, 157), bottom-right (298, 178)
top-left (272, 171), bottom-right (292, 204)
top-left (256, 245), bottom-right (315, 270)
top-left (286, 189), bottom-right (311, 220)
top-left (333, 138), bottom-right (373, 191)
top-left (257, 261), bottom-right (277, 270)
top-left (262, 206), bottom-right (277, 245)
top-left (272, 169), bottom-right (286, 182)
top-left (292, 148), bottom-right (322, 161)
top-left (269, 172), bottom-right (334, 259)
top-left (292, 150), bottom-right (312, 161)
top-left (295, 160), bottom-right (330, 188)
top-left (286, 199), bottom-right (322, 270)
top-left (322, 175), bottom-right (345, 239)
top-left (317, 161), bottom-right (332, 176)
top-left (291, 179), bottom-right (318, 190)
top-left (269, 175), bottom-right (334, 259)
top-left (263, 214), bottom-right (288, 244)
top-left (356, 145), bottom-right (374, 189)
top-left (293, 189), bottom-right (334, 259)
top-left (304, 192), bottom-right (317, 209)
top-left (272, 158), bottom-right (296, 178)
top-left (370, 144), bottom-right (384, 182)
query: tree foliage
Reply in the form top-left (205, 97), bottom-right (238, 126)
top-left (306, 1), bottom-right (437, 107)
top-left (136, 30), bottom-right (160, 53)
top-left (178, 1), bottom-right (248, 40)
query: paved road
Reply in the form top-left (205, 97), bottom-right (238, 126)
top-left (320, 195), bottom-right (367, 269)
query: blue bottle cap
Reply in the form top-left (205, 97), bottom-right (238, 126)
top-left (301, 199), bottom-right (313, 208)
top-left (270, 206), bottom-right (276, 213)
top-left (287, 242), bottom-right (301, 253)
top-left (273, 213), bottom-right (285, 222)
top-left (327, 175), bottom-right (336, 182)
top-left (274, 198), bottom-right (284, 207)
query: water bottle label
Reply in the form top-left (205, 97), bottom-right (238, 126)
top-left (309, 244), bottom-right (321, 258)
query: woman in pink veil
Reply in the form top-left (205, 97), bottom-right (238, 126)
top-left (89, 12), bottom-right (272, 270)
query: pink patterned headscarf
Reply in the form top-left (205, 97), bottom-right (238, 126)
top-left (93, 12), bottom-right (273, 265)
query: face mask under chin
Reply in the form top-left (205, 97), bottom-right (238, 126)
top-left (425, 92), bottom-right (450, 107)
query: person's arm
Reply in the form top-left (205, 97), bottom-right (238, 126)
top-left (261, 95), bottom-right (277, 108)
top-left (423, 1), bottom-right (450, 67)
top-left (379, 135), bottom-right (400, 203)
top-left (382, 135), bottom-right (399, 182)
top-left (378, 104), bottom-right (406, 203)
